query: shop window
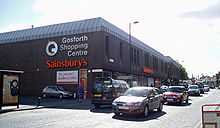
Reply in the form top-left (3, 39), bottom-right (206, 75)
top-left (130, 47), bottom-right (133, 64)
top-left (145, 52), bottom-right (150, 67)
top-left (137, 50), bottom-right (140, 66)
top-left (120, 42), bottom-right (123, 62)
top-left (105, 36), bottom-right (109, 58)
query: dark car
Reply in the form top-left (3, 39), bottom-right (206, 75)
top-left (163, 86), bottom-right (189, 105)
top-left (42, 86), bottom-right (73, 99)
top-left (92, 78), bottom-right (129, 108)
top-left (188, 85), bottom-right (200, 96)
top-left (112, 87), bottom-right (163, 117)
top-left (196, 83), bottom-right (205, 94)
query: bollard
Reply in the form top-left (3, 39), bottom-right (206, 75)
top-left (37, 97), bottom-right (41, 106)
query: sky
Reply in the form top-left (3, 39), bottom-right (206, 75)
top-left (1, 0), bottom-right (220, 77)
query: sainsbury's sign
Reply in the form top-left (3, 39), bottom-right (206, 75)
top-left (46, 59), bottom-right (88, 69)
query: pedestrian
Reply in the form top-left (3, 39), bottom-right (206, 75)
top-left (78, 84), bottom-right (84, 103)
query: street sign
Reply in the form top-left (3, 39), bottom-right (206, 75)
top-left (202, 104), bottom-right (220, 128)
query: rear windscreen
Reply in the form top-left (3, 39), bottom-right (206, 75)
top-left (93, 79), bottom-right (113, 93)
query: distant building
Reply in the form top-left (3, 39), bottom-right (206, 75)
top-left (0, 17), bottom-right (181, 97)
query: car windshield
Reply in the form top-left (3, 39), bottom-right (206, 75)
top-left (168, 87), bottom-right (185, 93)
top-left (189, 86), bottom-right (198, 89)
top-left (124, 88), bottom-right (148, 97)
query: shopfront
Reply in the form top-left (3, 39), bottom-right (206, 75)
top-left (0, 17), bottom-right (181, 97)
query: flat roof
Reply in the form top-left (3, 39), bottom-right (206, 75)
top-left (0, 70), bottom-right (24, 74)
top-left (0, 17), bottom-right (169, 61)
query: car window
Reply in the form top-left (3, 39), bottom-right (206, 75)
top-left (148, 90), bottom-right (155, 97)
top-left (168, 87), bottom-right (185, 93)
top-left (154, 88), bottom-right (160, 95)
top-left (189, 86), bottom-right (198, 89)
top-left (57, 86), bottom-right (64, 91)
top-left (124, 88), bottom-right (148, 97)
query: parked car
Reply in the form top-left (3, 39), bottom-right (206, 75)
top-left (92, 78), bottom-right (129, 108)
top-left (42, 86), bottom-right (73, 99)
top-left (112, 87), bottom-right (163, 117)
top-left (203, 85), bottom-right (210, 92)
top-left (163, 86), bottom-right (189, 105)
top-left (188, 85), bottom-right (200, 96)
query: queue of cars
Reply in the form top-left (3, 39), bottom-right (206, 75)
top-left (160, 83), bottom-right (211, 105)
top-left (40, 78), bottom-right (212, 118)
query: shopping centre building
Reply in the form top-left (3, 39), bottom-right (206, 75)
top-left (0, 17), bottom-right (181, 97)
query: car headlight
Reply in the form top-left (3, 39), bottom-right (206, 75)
top-left (134, 102), bottom-right (142, 106)
top-left (177, 95), bottom-right (182, 98)
top-left (112, 102), bottom-right (117, 106)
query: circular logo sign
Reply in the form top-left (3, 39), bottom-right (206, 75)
top-left (46, 41), bottom-right (58, 56)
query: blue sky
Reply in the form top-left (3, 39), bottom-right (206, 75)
top-left (1, 0), bottom-right (220, 77)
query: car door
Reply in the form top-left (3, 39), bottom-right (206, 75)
top-left (50, 87), bottom-right (59, 97)
top-left (153, 89), bottom-right (161, 109)
top-left (148, 90), bottom-right (156, 111)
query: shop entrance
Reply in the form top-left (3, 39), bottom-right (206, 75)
top-left (79, 69), bottom-right (88, 99)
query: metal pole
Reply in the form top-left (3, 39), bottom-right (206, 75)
top-left (129, 22), bottom-right (132, 87)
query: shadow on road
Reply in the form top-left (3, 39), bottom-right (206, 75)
top-left (20, 96), bottom-right (93, 110)
top-left (112, 111), bottom-right (166, 122)
top-left (189, 95), bottom-right (203, 97)
top-left (90, 106), bottom-right (113, 113)
top-left (164, 102), bottom-right (192, 107)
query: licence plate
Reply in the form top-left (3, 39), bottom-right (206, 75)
top-left (94, 94), bottom-right (102, 97)
top-left (167, 99), bottom-right (174, 102)
top-left (118, 106), bottom-right (129, 110)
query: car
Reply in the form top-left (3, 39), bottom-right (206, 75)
top-left (203, 85), bottom-right (210, 92)
top-left (92, 78), bottom-right (129, 108)
top-left (188, 85), bottom-right (200, 96)
top-left (196, 83), bottom-right (205, 94)
top-left (112, 87), bottom-right (163, 117)
top-left (160, 85), bottom-right (169, 93)
top-left (42, 86), bottom-right (73, 99)
top-left (163, 86), bottom-right (189, 105)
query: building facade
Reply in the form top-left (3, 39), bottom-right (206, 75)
top-left (0, 17), bottom-right (181, 97)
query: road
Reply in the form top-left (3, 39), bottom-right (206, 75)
top-left (0, 89), bottom-right (219, 128)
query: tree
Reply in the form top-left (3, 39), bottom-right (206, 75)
top-left (180, 66), bottom-right (188, 80)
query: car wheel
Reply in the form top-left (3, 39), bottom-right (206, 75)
top-left (179, 99), bottom-right (183, 105)
top-left (158, 102), bottom-right (163, 112)
top-left (114, 112), bottom-right (120, 116)
top-left (94, 104), bottom-right (100, 108)
top-left (186, 97), bottom-right (189, 104)
top-left (59, 94), bottom-right (63, 99)
top-left (144, 105), bottom-right (149, 117)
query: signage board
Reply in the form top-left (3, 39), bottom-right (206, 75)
top-left (56, 71), bottom-right (78, 84)
top-left (2, 75), bottom-right (19, 104)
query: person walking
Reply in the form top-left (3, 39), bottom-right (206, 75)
top-left (78, 84), bottom-right (84, 103)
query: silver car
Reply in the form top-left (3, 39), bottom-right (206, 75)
top-left (188, 85), bottom-right (200, 96)
top-left (42, 86), bottom-right (73, 99)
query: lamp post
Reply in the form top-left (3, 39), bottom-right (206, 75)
top-left (129, 21), bottom-right (139, 87)
top-left (129, 21), bottom-right (139, 47)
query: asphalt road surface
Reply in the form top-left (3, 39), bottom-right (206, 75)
top-left (0, 89), bottom-right (219, 128)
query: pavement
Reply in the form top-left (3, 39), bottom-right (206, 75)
top-left (0, 96), bottom-right (92, 114)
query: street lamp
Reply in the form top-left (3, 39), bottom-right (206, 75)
top-left (129, 21), bottom-right (139, 87)
top-left (129, 21), bottom-right (139, 46)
